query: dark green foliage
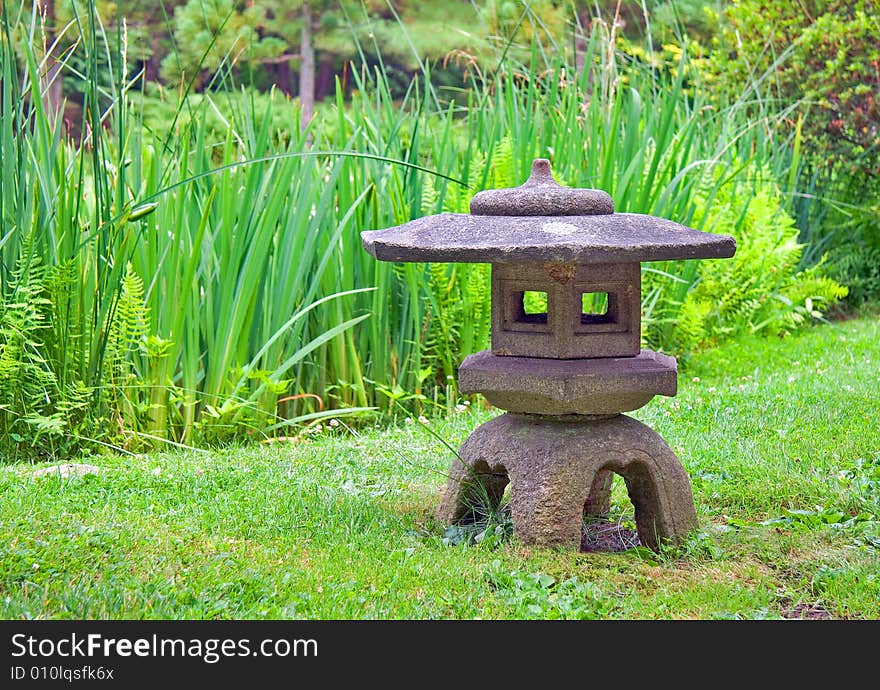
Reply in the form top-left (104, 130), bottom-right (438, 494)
top-left (710, 0), bottom-right (880, 304)
top-left (713, 0), bottom-right (879, 180)
top-left (826, 245), bottom-right (880, 307)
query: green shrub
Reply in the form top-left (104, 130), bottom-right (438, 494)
top-left (712, 0), bottom-right (879, 181)
top-left (645, 167), bottom-right (848, 353)
top-left (130, 83), bottom-right (301, 149)
top-left (709, 0), bottom-right (880, 303)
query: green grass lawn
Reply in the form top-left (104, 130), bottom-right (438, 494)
top-left (2, 317), bottom-right (879, 619)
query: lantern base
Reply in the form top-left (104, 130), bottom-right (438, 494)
top-left (437, 413), bottom-right (697, 551)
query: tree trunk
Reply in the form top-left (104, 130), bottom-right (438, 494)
top-left (276, 59), bottom-right (294, 97)
top-left (315, 57), bottom-right (333, 102)
top-left (144, 34), bottom-right (163, 83)
top-left (299, 4), bottom-right (315, 131)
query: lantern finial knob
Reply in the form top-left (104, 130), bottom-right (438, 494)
top-left (525, 158), bottom-right (555, 186)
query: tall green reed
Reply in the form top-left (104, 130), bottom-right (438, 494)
top-left (1, 2), bottom-right (376, 455)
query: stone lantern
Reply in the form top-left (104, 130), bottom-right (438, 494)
top-left (361, 160), bottom-right (735, 551)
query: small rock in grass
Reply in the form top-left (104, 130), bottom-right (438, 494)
top-left (32, 463), bottom-right (104, 479)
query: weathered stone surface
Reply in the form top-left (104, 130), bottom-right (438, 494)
top-left (360, 212), bottom-right (736, 265)
top-left (32, 463), bottom-right (104, 479)
top-left (458, 349), bottom-right (677, 415)
top-left (437, 413), bottom-right (698, 551)
top-left (491, 262), bottom-right (641, 358)
top-left (469, 159), bottom-right (614, 216)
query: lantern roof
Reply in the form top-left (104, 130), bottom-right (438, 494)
top-left (361, 159), bottom-right (736, 265)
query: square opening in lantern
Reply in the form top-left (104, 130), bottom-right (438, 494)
top-left (521, 291), bottom-right (548, 323)
top-left (499, 282), bottom-right (552, 333)
top-left (581, 291), bottom-right (613, 325)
